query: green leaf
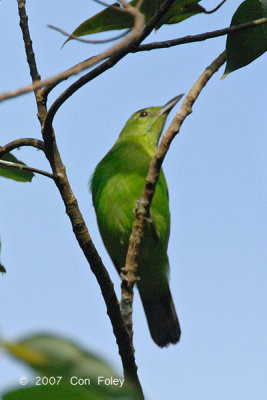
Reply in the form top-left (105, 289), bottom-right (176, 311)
top-left (2, 384), bottom-right (142, 400)
top-left (0, 153), bottom-right (34, 182)
top-left (0, 264), bottom-right (6, 274)
top-left (65, 0), bottom-right (202, 43)
top-left (68, 2), bottom-right (133, 38)
top-left (223, 0), bottom-right (267, 77)
top-left (155, 1), bottom-right (204, 29)
top-left (2, 385), bottom-right (103, 400)
top-left (3, 383), bottom-right (141, 400)
top-left (0, 239), bottom-right (6, 274)
top-left (2, 333), bottom-right (141, 399)
top-left (4, 333), bottom-right (116, 378)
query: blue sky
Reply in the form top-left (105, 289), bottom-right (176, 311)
top-left (0, 1), bottom-right (266, 399)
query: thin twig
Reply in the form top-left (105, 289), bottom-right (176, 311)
top-left (48, 24), bottom-right (130, 44)
top-left (18, 0), bottom-right (47, 125)
top-left (93, 0), bottom-right (131, 13)
top-left (0, 138), bottom-right (44, 157)
top-left (92, 0), bottom-right (113, 7)
top-left (134, 17), bottom-right (267, 52)
top-left (0, 159), bottom-right (54, 179)
top-left (0, 54), bottom-right (102, 103)
top-left (18, 0), bottom-right (40, 83)
top-left (203, 0), bottom-right (227, 14)
top-left (121, 50), bottom-right (227, 323)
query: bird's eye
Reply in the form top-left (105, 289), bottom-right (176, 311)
top-left (139, 111), bottom-right (148, 118)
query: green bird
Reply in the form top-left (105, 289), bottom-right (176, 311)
top-left (91, 95), bottom-right (183, 347)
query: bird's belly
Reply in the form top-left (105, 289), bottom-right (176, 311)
top-left (96, 174), bottom-right (141, 270)
top-left (95, 173), bottom-right (169, 290)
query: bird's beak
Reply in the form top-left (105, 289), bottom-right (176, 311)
top-left (159, 94), bottom-right (184, 115)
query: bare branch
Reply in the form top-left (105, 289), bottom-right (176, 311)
top-left (0, 55), bottom-right (102, 103)
top-left (92, 0), bottom-right (113, 7)
top-left (0, 159), bottom-right (54, 179)
top-left (92, 0), bottom-right (132, 12)
top-left (121, 50), bottom-right (227, 327)
top-left (203, 0), bottom-right (227, 14)
top-left (134, 17), bottom-right (267, 52)
top-left (0, 138), bottom-right (44, 157)
top-left (18, 0), bottom-right (41, 83)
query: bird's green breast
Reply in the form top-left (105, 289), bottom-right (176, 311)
top-left (91, 138), bottom-right (170, 274)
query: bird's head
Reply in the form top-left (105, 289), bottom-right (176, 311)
top-left (118, 94), bottom-right (183, 148)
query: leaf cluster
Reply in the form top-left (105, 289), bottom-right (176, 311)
top-left (1, 333), bottom-right (141, 399)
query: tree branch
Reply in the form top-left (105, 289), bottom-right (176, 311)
top-left (121, 50), bottom-right (227, 328)
top-left (40, 0), bottom-right (176, 99)
top-left (203, 0), bottom-right (227, 14)
top-left (0, 0), bottom-right (145, 105)
top-left (0, 138), bottom-right (44, 157)
top-left (0, 159), bottom-right (54, 179)
top-left (17, 0), bottom-right (144, 395)
top-left (134, 17), bottom-right (267, 52)
top-left (2, 9), bottom-right (266, 104)
top-left (18, 0), bottom-right (40, 83)
top-left (41, 55), bottom-right (99, 99)
top-left (0, 0), bottom-right (176, 105)
top-left (43, 0), bottom-right (177, 136)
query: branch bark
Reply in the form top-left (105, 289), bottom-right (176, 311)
top-left (0, 159), bottom-right (54, 179)
top-left (0, 138), bottom-right (44, 157)
top-left (134, 17), bottom-right (267, 52)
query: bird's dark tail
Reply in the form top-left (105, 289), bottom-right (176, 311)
top-left (139, 286), bottom-right (181, 347)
